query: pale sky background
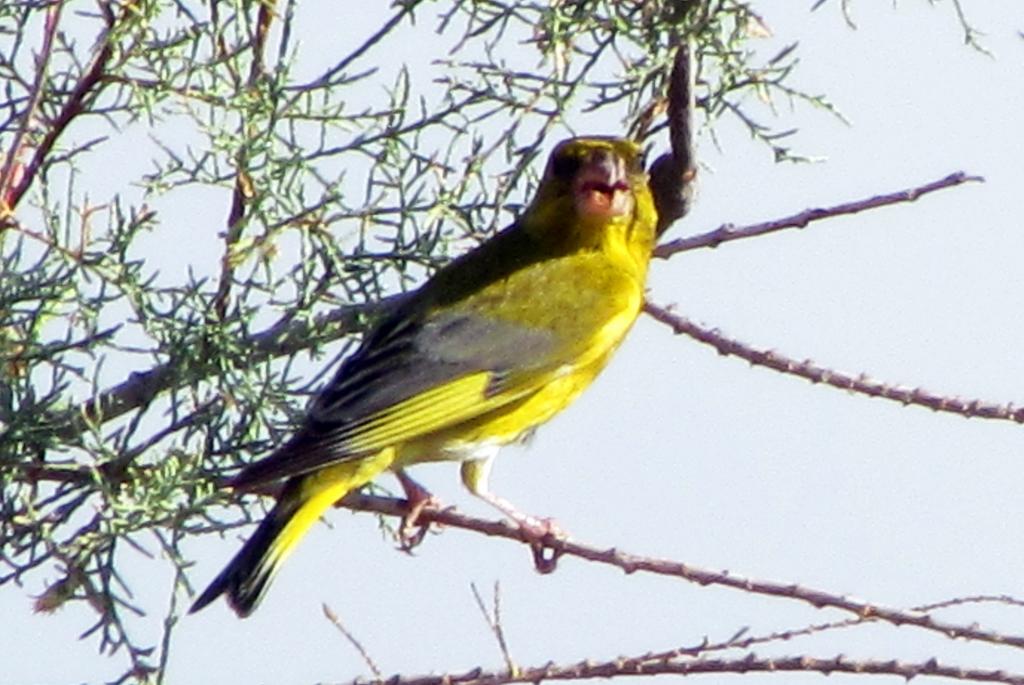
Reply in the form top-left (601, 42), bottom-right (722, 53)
top-left (4, 2), bottom-right (1024, 684)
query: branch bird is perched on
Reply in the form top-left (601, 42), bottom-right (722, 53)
top-left (191, 138), bottom-right (659, 617)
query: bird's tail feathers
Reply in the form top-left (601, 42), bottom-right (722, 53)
top-left (189, 482), bottom-right (305, 617)
top-left (190, 452), bottom-right (394, 617)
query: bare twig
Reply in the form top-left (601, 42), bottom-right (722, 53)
top-left (649, 594), bottom-right (1024, 663)
top-left (292, 0), bottom-right (423, 94)
top-left (949, 0), bottom-right (992, 55)
top-left (810, 1), bottom-right (857, 29)
top-left (323, 603), bottom-right (383, 680)
top-left (339, 493), bottom-right (1024, 653)
top-left (919, 594), bottom-right (1024, 611)
top-left (642, 301), bottom-right (1024, 424)
top-left (471, 581), bottom-right (516, 674)
top-left (653, 171), bottom-right (983, 258)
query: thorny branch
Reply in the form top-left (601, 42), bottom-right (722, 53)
top-left (642, 301), bottom-right (1024, 424)
top-left (339, 492), bottom-right (1024, 653)
top-left (337, 653), bottom-right (1024, 685)
top-left (641, 170), bottom-right (1012, 424)
top-left (653, 171), bottom-right (984, 258)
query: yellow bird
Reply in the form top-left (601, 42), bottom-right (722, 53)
top-left (191, 137), bottom-right (658, 616)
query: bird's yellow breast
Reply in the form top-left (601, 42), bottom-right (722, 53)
top-left (400, 246), bottom-right (646, 464)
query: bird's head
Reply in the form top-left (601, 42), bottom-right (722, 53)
top-left (522, 137), bottom-right (656, 249)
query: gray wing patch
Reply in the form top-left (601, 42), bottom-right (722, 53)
top-left (315, 309), bottom-right (557, 419)
top-left (417, 310), bottom-right (557, 366)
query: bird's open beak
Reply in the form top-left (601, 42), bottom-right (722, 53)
top-left (572, 150), bottom-right (634, 219)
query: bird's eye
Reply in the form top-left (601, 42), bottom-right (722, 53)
top-left (550, 153), bottom-right (580, 180)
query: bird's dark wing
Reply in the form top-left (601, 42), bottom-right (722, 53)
top-left (230, 307), bottom-right (560, 487)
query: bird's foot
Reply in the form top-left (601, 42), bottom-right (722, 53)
top-left (512, 515), bottom-right (567, 574)
top-left (396, 470), bottom-right (443, 552)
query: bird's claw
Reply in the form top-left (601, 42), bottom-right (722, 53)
top-left (511, 516), bottom-right (567, 574)
top-left (397, 492), bottom-right (445, 552)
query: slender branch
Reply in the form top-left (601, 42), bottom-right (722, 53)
top-left (657, 594), bottom-right (1024, 663)
top-left (340, 493), bottom-right (1024, 652)
top-left (653, 171), bottom-right (983, 258)
top-left (0, 1), bottom-right (64, 215)
top-left (471, 582), bottom-right (515, 674)
top-left (4, 324), bottom-right (120, 363)
top-left (949, 0), bottom-right (991, 55)
top-left (642, 301), bottom-right (1024, 424)
top-left (696, 596), bottom-right (1023, 681)
top-left (323, 603), bottom-right (383, 680)
top-left (338, 653), bottom-right (1024, 685)
top-left (648, 37), bottom-right (698, 237)
top-left (287, 0), bottom-right (424, 96)
top-left (213, 0), bottom-right (275, 320)
top-left (0, 3), bottom-right (121, 225)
